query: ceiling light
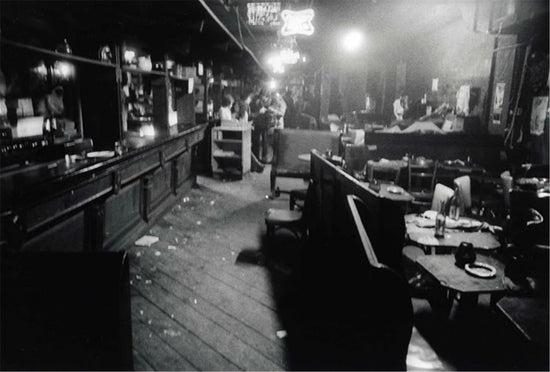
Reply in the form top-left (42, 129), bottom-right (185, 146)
top-left (342, 30), bottom-right (364, 53)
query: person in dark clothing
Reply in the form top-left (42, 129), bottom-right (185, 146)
top-left (250, 92), bottom-right (271, 162)
top-left (283, 89), bottom-right (297, 128)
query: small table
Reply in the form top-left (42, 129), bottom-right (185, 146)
top-left (497, 296), bottom-right (549, 344)
top-left (405, 214), bottom-right (501, 254)
top-left (416, 254), bottom-right (507, 317)
top-left (360, 182), bottom-right (414, 203)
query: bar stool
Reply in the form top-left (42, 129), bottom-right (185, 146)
top-left (265, 208), bottom-right (305, 239)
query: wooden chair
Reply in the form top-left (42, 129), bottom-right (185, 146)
top-left (270, 129), bottom-right (339, 197)
top-left (369, 164), bottom-right (401, 184)
top-left (430, 183), bottom-right (454, 211)
top-left (265, 182), bottom-right (313, 239)
top-left (408, 159), bottom-right (437, 212)
top-left (289, 188), bottom-right (308, 210)
top-left (434, 162), bottom-right (460, 188)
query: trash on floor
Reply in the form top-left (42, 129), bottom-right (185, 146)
top-left (136, 274), bottom-right (142, 280)
top-left (154, 251), bottom-right (161, 256)
top-left (209, 200), bottom-right (215, 206)
top-left (135, 235), bottom-right (159, 247)
top-left (276, 330), bottom-right (288, 339)
top-left (145, 279), bottom-right (152, 285)
top-left (183, 196), bottom-right (190, 203)
top-left (136, 251), bottom-right (142, 257)
top-left (168, 245), bottom-right (177, 250)
top-left (196, 220), bottom-right (202, 225)
top-left (163, 329), bottom-right (181, 337)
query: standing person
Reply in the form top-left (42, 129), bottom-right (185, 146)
top-left (283, 89), bottom-right (297, 128)
top-left (250, 91), bottom-right (270, 162)
top-left (234, 96), bottom-right (265, 172)
top-left (268, 91), bottom-right (287, 129)
top-left (219, 94), bottom-right (234, 124)
top-left (232, 97), bottom-right (249, 127)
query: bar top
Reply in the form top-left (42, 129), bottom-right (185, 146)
top-left (0, 124), bottom-right (207, 211)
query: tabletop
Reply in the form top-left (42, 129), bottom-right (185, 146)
top-left (360, 181), bottom-right (414, 203)
top-left (405, 214), bottom-right (501, 252)
top-left (496, 296), bottom-right (549, 344)
top-left (416, 254), bottom-right (506, 294)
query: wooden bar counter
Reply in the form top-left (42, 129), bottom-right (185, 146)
top-left (0, 124), bottom-right (207, 252)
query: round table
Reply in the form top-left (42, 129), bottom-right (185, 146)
top-left (405, 213), bottom-right (501, 254)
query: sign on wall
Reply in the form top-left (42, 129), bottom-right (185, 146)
top-left (280, 9), bottom-right (314, 36)
top-left (247, 2), bottom-right (281, 26)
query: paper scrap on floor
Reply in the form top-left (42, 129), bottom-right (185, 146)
top-left (135, 235), bottom-right (159, 247)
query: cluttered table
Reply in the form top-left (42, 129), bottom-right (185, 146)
top-left (405, 212), bottom-right (501, 254)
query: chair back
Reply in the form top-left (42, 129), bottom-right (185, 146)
top-left (434, 162), bottom-right (460, 188)
top-left (408, 159), bottom-right (436, 193)
top-left (369, 164), bottom-right (401, 184)
top-left (343, 143), bottom-right (369, 175)
top-left (345, 194), bottom-right (413, 370)
top-left (454, 175), bottom-right (472, 210)
top-left (431, 183), bottom-right (454, 211)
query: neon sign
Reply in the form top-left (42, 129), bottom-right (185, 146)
top-left (280, 9), bottom-right (314, 36)
top-left (247, 2), bottom-right (281, 26)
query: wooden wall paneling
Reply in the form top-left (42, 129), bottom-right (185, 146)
top-left (120, 152), bottom-right (160, 185)
top-left (21, 210), bottom-right (85, 252)
top-left (149, 166), bottom-right (172, 214)
top-left (104, 179), bottom-right (142, 250)
top-left (25, 174), bottom-right (112, 234)
top-left (141, 175), bottom-right (153, 223)
top-left (84, 201), bottom-right (105, 252)
top-left (177, 150), bottom-right (192, 188)
top-left (171, 157), bottom-right (179, 195)
top-left (164, 136), bottom-right (187, 161)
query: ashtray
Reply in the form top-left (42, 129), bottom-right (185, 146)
top-left (387, 185), bottom-right (404, 194)
top-left (464, 262), bottom-right (496, 278)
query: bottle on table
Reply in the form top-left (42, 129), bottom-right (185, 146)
top-left (435, 200), bottom-right (446, 238)
top-left (448, 182), bottom-right (462, 220)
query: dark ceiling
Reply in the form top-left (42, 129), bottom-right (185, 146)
top-left (203, 0), bottom-right (482, 76)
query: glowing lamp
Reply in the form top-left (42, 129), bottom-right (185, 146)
top-left (342, 30), bottom-right (364, 53)
top-left (53, 61), bottom-right (75, 80)
top-left (279, 49), bottom-right (300, 64)
top-left (123, 49), bottom-right (136, 64)
top-left (267, 79), bottom-right (278, 90)
top-left (280, 9), bottom-right (314, 36)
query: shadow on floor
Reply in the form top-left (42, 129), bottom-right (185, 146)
top-left (245, 231), bottom-right (410, 371)
top-left (249, 230), bottom-right (549, 371)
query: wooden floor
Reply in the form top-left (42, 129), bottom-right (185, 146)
top-left (128, 172), bottom-right (293, 370)
top-left (124, 170), bottom-right (547, 371)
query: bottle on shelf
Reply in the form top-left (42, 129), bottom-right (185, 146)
top-left (434, 200), bottom-right (446, 238)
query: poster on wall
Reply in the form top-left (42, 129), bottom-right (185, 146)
top-left (530, 96), bottom-right (548, 136)
top-left (492, 82), bottom-right (505, 124)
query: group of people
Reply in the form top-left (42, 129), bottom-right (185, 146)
top-left (217, 89), bottom-right (288, 172)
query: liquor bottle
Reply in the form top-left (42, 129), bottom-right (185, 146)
top-left (434, 200), bottom-right (446, 238)
top-left (448, 185), bottom-right (462, 220)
